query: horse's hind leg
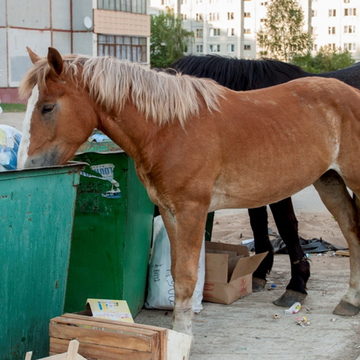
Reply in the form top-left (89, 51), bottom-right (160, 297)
top-left (314, 170), bottom-right (360, 316)
top-left (270, 197), bottom-right (310, 307)
top-left (249, 206), bottom-right (274, 291)
top-left (159, 203), bottom-right (208, 334)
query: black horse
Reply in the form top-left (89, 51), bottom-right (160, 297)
top-left (171, 55), bottom-right (360, 307)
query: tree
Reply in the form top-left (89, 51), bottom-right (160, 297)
top-left (257, 0), bottom-right (312, 62)
top-left (150, 9), bottom-right (193, 68)
top-left (292, 47), bottom-right (355, 73)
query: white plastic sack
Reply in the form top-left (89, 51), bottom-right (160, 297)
top-left (145, 215), bottom-right (205, 313)
top-left (0, 125), bottom-right (22, 171)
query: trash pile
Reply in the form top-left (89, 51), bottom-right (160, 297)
top-left (242, 228), bottom-right (345, 254)
top-left (0, 125), bottom-right (22, 171)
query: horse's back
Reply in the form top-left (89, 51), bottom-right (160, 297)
top-left (206, 77), bottom-right (360, 209)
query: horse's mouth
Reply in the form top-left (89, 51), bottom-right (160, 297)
top-left (23, 148), bottom-right (61, 169)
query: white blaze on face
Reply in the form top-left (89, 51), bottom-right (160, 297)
top-left (17, 85), bottom-right (39, 169)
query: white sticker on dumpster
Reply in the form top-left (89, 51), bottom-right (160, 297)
top-left (81, 163), bottom-right (122, 199)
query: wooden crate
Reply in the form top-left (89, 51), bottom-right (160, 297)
top-left (50, 313), bottom-right (170, 360)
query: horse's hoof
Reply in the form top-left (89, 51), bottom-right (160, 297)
top-left (252, 277), bottom-right (266, 292)
top-left (333, 300), bottom-right (360, 316)
top-left (273, 289), bottom-right (307, 307)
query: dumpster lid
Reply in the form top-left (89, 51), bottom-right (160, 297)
top-left (0, 161), bottom-right (86, 179)
top-left (77, 130), bottom-right (125, 155)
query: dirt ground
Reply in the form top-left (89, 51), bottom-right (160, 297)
top-left (3, 112), bottom-right (360, 359)
top-left (137, 209), bottom-right (360, 360)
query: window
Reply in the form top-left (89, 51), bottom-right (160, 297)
top-left (228, 28), bottom-right (235, 36)
top-left (210, 28), bottom-right (221, 36)
top-left (209, 44), bottom-right (220, 52)
top-left (261, 2), bottom-right (268, 5)
top-left (227, 12), bottom-right (234, 20)
top-left (328, 9), bottom-right (336, 17)
top-left (97, 0), bottom-right (146, 14)
top-left (244, 44), bottom-right (251, 50)
top-left (344, 8), bottom-right (356, 16)
top-left (344, 43), bottom-right (356, 51)
top-left (228, 44), bottom-right (235, 52)
top-left (244, 28), bottom-right (251, 34)
top-left (327, 43), bottom-right (336, 51)
top-left (196, 29), bottom-right (203, 38)
top-left (181, 14), bottom-right (187, 20)
top-left (209, 13), bottom-right (220, 21)
top-left (244, 12), bottom-right (251, 18)
top-left (311, 10), bottom-right (317, 16)
top-left (196, 13), bottom-right (203, 21)
top-left (328, 26), bottom-right (336, 34)
top-left (344, 0), bottom-right (350, 3)
top-left (196, 44), bottom-right (203, 53)
top-left (97, 34), bottom-right (147, 63)
top-left (344, 25), bottom-right (356, 33)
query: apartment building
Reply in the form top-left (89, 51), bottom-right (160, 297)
top-left (150, 0), bottom-right (360, 61)
top-left (0, 0), bottom-right (150, 102)
top-left (311, 0), bottom-right (359, 58)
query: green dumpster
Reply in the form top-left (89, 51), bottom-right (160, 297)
top-left (64, 138), bottom-right (154, 317)
top-left (0, 163), bottom-right (83, 360)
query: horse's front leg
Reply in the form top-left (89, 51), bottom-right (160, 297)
top-left (159, 203), bottom-right (208, 335)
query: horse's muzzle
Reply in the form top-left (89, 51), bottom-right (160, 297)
top-left (23, 149), bottom-right (61, 169)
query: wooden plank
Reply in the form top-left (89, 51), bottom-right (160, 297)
top-left (50, 338), bottom-right (154, 360)
top-left (66, 340), bottom-right (80, 360)
top-left (50, 323), bottom-right (153, 352)
top-left (60, 314), bottom-right (167, 333)
top-left (51, 315), bottom-right (160, 337)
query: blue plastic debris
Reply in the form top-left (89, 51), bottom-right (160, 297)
top-left (0, 125), bottom-right (22, 171)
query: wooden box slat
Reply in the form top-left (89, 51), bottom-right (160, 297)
top-left (50, 338), bottom-right (153, 360)
top-left (50, 314), bottom-right (167, 360)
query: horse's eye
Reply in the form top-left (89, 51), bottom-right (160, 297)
top-left (41, 104), bottom-right (55, 114)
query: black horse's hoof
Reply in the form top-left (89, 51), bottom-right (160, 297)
top-left (252, 277), bottom-right (266, 292)
top-left (273, 289), bottom-right (307, 307)
top-left (333, 300), bottom-right (360, 316)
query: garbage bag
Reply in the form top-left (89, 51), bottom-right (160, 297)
top-left (0, 125), bottom-right (22, 171)
top-left (145, 215), bottom-right (205, 313)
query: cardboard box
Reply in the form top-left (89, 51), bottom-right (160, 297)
top-left (50, 313), bottom-right (192, 360)
top-left (203, 242), bottom-right (267, 304)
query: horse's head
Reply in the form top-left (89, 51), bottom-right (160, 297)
top-left (18, 47), bottom-right (98, 169)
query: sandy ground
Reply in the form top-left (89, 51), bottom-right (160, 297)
top-left (137, 209), bottom-right (360, 360)
top-left (2, 112), bottom-right (360, 359)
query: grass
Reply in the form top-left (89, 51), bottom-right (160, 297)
top-left (1, 103), bottom-right (26, 112)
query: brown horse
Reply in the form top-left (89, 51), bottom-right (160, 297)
top-left (18, 47), bottom-right (360, 335)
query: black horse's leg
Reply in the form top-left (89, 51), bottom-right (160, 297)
top-left (269, 197), bottom-right (310, 307)
top-left (249, 206), bottom-right (274, 291)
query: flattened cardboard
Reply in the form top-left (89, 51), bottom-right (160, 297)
top-left (86, 298), bottom-right (134, 323)
top-left (204, 242), bottom-right (267, 304)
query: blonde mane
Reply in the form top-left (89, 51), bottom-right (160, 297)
top-left (20, 55), bottom-right (224, 126)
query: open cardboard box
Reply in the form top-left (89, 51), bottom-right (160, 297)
top-left (203, 242), bottom-right (267, 304)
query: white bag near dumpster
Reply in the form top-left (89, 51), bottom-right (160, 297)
top-left (0, 125), bottom-right (22, 171)
top-left (145, 215), bottom-right (205, 313)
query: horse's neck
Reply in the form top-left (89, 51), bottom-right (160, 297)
top-left (99, 101), bottom-right (158, 161)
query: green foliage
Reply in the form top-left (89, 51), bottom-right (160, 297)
top-left (257, 0), bottom-right (312, 61)
top-left (292, 47), bottom-right (355, 73)
top-left (0, 103), bottom-right (26, 112)
top-left (150, 9), bottom-right (193, 68)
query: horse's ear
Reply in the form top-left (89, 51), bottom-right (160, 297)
top-left (26, 47), bottom-right (41, 64)
top-left (47, 47), bottom-right (63, 76)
